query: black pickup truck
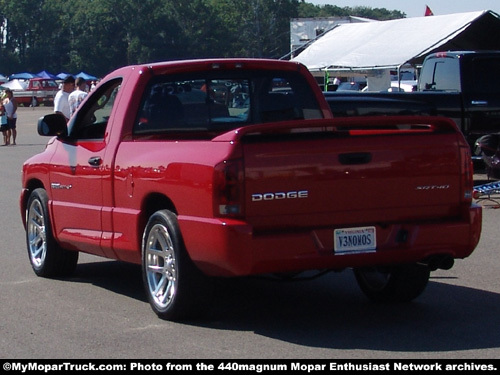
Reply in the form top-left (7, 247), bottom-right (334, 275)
top-left (325, 51), bottom-right (500, 155)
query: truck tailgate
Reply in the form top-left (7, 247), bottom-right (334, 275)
top-left (239, 117), bottom-right (466, 229)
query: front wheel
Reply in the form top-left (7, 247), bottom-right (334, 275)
top-left (353, 263), bottom-right (430, 303)
top-left (26, 188), bottom-right (78, 277)
top-left (142, 210), bottom-right (210, 320)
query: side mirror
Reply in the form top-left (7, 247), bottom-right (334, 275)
top-left (37, 114), bottom-right (68, 137)
top-left (424, 82), bottom-right (436, 90)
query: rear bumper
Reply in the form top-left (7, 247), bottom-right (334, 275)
top-left (178, 204), bottom-right (482, 277)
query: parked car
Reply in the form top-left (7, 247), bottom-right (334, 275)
top-left (389, 80), bottom-right (417, 92)
top-left (336, 81), bottom-right (362, 91)
top-left (4, 78), bottom-right (58, 107)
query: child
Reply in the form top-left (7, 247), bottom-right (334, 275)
top-left (0, 101), bottom-right (8, 146)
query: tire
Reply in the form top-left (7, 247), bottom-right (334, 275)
top-left (354, 263), bottom-right (430, 303)
top-left (26, 188), bottom-right (78, 278)
top-left (142, 210), bottom-right (210, 320)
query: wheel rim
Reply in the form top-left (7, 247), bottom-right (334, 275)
top-left (27, 199), bottom-right (47, 269)
top-left (145, 223), bottom-right (177, 309)
top-left (358, 267), bottom-right (391, 291)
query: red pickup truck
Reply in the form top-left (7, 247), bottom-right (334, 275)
top-left (11, 78), bottom-right (59, 107)
top-left (20, 59), bottom-right (482, 320)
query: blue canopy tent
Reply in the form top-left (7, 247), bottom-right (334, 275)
top-left (75, 71), bottom-right (98, 81)
top-left (36, 70), bottom-right (57, 79)
top-left (56, 72), bottom-right (72, 80)
top-left (9, 72), bottom-right (37, 80)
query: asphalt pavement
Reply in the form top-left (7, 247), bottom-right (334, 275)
top-left (1, 107), bottom-right (499, 359)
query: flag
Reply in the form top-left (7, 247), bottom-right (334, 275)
top-left (425, 5), bottom-right (434, 16)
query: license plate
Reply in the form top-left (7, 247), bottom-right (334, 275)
top-left (334, 226), bottom-right (376, 254)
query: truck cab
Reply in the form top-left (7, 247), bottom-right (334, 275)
top-left (418, 51), bottom-right (500, 140)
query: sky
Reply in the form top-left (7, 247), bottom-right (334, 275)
top-left (309, 1), bottom-right (500, 18)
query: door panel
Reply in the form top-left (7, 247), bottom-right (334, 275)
top-left (48, 78), bottom-right (122, 257)
top-left (49, 140), bottom-right (106, 256)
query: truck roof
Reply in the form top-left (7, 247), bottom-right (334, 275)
top-left (104, 58), bottom-right (309, 80)
top-left (29, 77), bottom-right (57, 81)
top-left (428, 50), bottom-right (500, 59)
top-left (146, 58), bottom-right (306, 73)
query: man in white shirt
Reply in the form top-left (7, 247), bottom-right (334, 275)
top-left (68, 77), bottom-right (88, 117)
top-left (54, 76), bottom-right (75, 121)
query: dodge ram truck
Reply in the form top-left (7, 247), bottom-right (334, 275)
top-left (20, 58), bottom-right (482, 320)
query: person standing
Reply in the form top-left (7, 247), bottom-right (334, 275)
top-left (3, 89), bottom-right (18, 145)
top-left (68, 77), bottom-right (88, 117)
top-left (0, 101), bottom-right (8, 146)
top-left (54, 75), bottom-right (75, 122)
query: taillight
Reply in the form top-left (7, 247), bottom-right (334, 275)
top-left (213, 159), bottom-right (244, 218)
top-left (460, 146), bottom-right (473, 203)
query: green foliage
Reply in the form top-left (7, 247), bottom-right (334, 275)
top-left (0, 0), bottom-right (404, 77)
top-left (297, 3), bottom-right (406, 19)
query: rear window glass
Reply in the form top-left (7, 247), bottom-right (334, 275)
top-left (134, 70), bottom-right (322, 135)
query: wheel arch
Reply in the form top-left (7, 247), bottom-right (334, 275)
top-left (142, 192), bottom-right (178, 218)
top-left (139, 193), bottom-right (179, 243)
top-left (20, 179), bottom-right (46, 227)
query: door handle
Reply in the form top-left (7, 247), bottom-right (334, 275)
top-left (339, 152), bottom-right (372, 165)
top-left (88, 156), bottom-right (102, 166)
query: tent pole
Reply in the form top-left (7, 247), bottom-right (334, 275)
top-left (397, 64), bottom-right (402, 91)
top-left (324, 69), bottom-right (330, 92)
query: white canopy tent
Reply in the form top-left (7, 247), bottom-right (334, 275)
top-left (292, 10), bottom-right (500, 90)
top-left (2, 79), bottom-right (27, 90)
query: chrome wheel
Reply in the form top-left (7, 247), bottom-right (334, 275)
top-left (144, 223), bottom-right (178, 310)
top-left (27, 197), bottom-right (47, 269)
top-left (142, 210), bottom-right (211, 320)
top-left (25, 188), bottom-right (78, 277)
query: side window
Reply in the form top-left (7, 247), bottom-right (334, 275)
top-left (419, 58), bottom-right (460, 91)
top-left (418, 61), bottom-right (435, 91)
top-left (433, 59), bottom-right (460, 91)
top-left (68, 78), bottom-right (122, 139)
top-left (471, 57), bottom-right (500, 94)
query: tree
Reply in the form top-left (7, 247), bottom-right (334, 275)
top-left (296, 1), bottom-right (405, 19)
top-left (0, 0), bottom-right (405, 76)
top-left (211, 0), bottom-right (299, 58)
top-left (0, 0), bottom-right (48, 72)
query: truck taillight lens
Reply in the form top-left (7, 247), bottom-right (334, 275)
top-left (460, 146), bottom-right (473, 203)
top-left (214, 159), bottom-right (244, 218)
